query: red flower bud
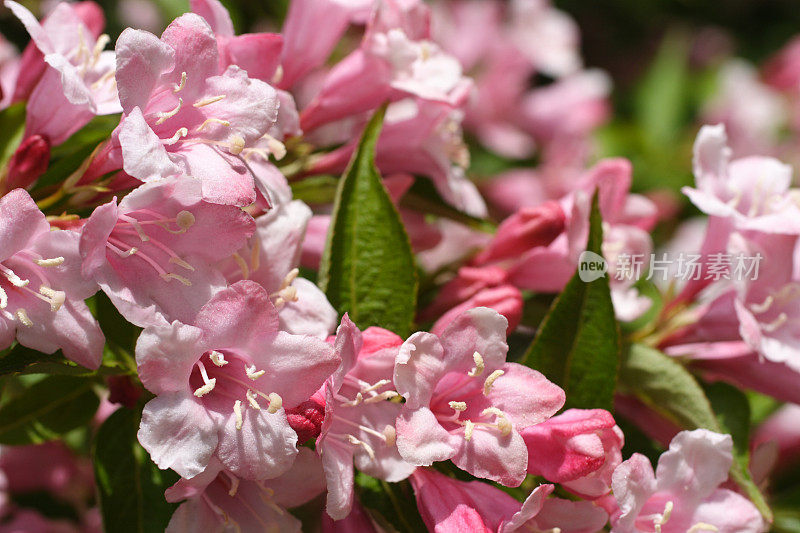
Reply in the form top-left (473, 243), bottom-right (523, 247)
top-left (286, 392), bottom-right (326, 443)
top-left (5, 135), bottom-right (50, 191)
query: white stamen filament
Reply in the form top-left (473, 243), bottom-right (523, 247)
top-left (209, 350), bottom-right (227, 367)
top-left (38, 286), bottom-right (65, 312)
top-left (340, 392), bottom-right (363, 407)
top-left (464, 420), bottom-right (475, 441)
top-left (762, 313), bottom-right (788, 332)
top-left (194, 95), bottom-right (226, 107)
top-left (173, 71), bottom-right (187, 93)
top-left (687, 523), bottom-right (719, 533)
top-left (168, 256), bottom-right (195, 272)
top-left (34, 257), bottom-right (65, 267)
top-left (163, 128), bottom-right (188, 145)
top-left (155, 98), bottom-right (183, 125)
top-left (245, 365), bottom-right (265, 380)
top-left (232, 252), bottom-right (250, 279)
top-left (363, 379), bottom-right (391, 393)
top-left (196, 118), bottom-right (231, 132)
top-left (118, 215), bottom-right (150, 242)
top-left (483, 369), bottom-right (505, 396)
top-left (346, 435), bottom-right (376, 461)
top-left (246, 389), bottom-right (261, 410)
top-left (160, 273), bottom-right (192, 286)
top-left (267, 392), bottom-right (282, 414)
top-left (234, 400), bottom-right (243, 430)
top-left (468, 351), bottom-right (484, 377)
top-left (16, 308), bottom-right (33, 327)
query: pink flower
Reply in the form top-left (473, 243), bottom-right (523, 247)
top-left (165, 449), bottom-right (325, 532)
top-left (410, 467), bottom-right (608, 533)
top-left (80, 175), bottom-right (255, 328)
top-left (136, 280), bottom-right (340, 480)
top-left (5, 1), bottom-right (121, 145)
top-left (683, 124), bottom-right (800, 233)
top-left (522, 408), bottom-right (624, 498)
top-left (218, 200), bottom-right (337, 339)
top-left (393, 307), bottom-right (565, 486)
top-left (0, 189), bottom-right (103, 368)
top-left (299, 0), bottom-right (472, 132)
top-left (610, 429), bottom-right (765, 533)
top-left (317, 317), bottom-right (417, 519)
top-left (310, 96), bottom-right (486, 217)
top-left (113, 13), bottom-right (280, 206)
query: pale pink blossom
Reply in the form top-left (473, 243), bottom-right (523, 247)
top-left (80, 175), bottom-right (255, 328)
top-left (136, 280), bottom-right (340, 480)
top-left (394, 307), bottom-right (565, 486)
top-left (610, 429), bottom-right (765, 533)
top-left (0, 189), bottom-right (103, 368)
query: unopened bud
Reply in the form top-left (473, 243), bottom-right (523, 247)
top-left (285, 393), bottom-right (325, 443)
top-left (474, 202), bottom-right (566, 265)
top-left (5, 135), bottom-right (50, 191)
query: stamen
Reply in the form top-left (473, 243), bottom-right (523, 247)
top-left (38, 286), bottom-right (65, 312)
top-left (1, 266), bottom-right (29, 287)
top-left (0, 287), bottom-right (6, 308)
top-left (762, 313), bottom-right (788, 332)
top-left (228, 134), bottom-right (245, 155)
top-left (193, 378), bottom-right (217, 397)
top-left (687, 524), bottom-right (719, 533)
top-left (168, 256), bottom-right (195, 272)
top-left (34, 257), bottom-right (64, 267)
top-left (383, 426), bottom-right (396, 447)
top-left (173, 71), bottom-right (187, 93)
top-left (233, 400), bottom-right (244, 430)
top-left (362, 379), bottom-right (391, 393)
top-left (346, 435), bottom-right (376, 461)
top-left (91, 34), bottom-right (110, 66)
top-left (271, 65), bottom-right (283, 85)
top-left (245, 365), bottom-right (265, 380)
top-left (483, 369), bottom-right (505, 396)
top-left (193, 95), bottom-right (226, 108)
top-left (654, 501), bottom-right (673, 533)
top-left (262, 134), bottom-right (286, 160)
top-left (340, 392), bottom-right (363, 407)
top-left (176, 210), bottom-right (196, 230)
top-left (250, 239), bottom-right (261, 272)
top-left (363, 391), bottom-right (399, 403)
top-left (750, 295), bottom-right (774, 314)
top-left (267, 392), bottom-right (282, 414)
top-left (226, 473), bottom-right (240, 497)
top-left (160, 273), bottom-right (192, 286)
top-left (209, 350), bottom-right (228, 367)
top-left (155, 98), bottom-right (183, 125)
top-left (232, 252), bottom-right (250, 279)
top-left (246, 389), bottom-right (261, 410)
top-left (468, 351), bottom-right (484, 377)
top-left (163, 128), bottom-right (188, 145)
top-left (449, 401), bottom-right (467, 412)
top-left (16, 308), bottom-right (33, 327)
top-left (481, 407), bottom-right (512, 436)
top-left (118, 215), bottom-right (150, 242)
top-left (464, 420), bottom-right (475, 441)
top-left (196, 118), bottom-right (231, 132)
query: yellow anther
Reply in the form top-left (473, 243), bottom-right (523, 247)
top-left (155, 98), bottom-right (183, 125)
top-left (173, 71), bottom-right (187, 93)
top-left (168, 256), bottom-right (195, 272)
top-left (246, 389), bottom-right (261, 410)
top-left (15, 308), bottom-right (32, 327)
top-left (245, 365), bottom-right (265, 380)
top-left (464, 420), bottom-right (475, 441)
top-left (163, 128), bottom-right (188, 145)
top-left (233, 400), bottom-right (244, 430)
top-left (176, 210), bottom-right (195, 229)
top-left (468, 351), bottom-right (484, 377)
top-left (193, 378), bottom-right (216, 397)
top-left (193, 95), bottom-right (226, 108)
top-left (449, 401), bottom-right (467, 411)
top-left (383, 425), bottom-right (396, 447)
top-left (209, 350), bottom-right (228, 367)
top-left (228, 134), bottom-right (246, 155)
top-left (196, 118), bottom-right (231, 132)
top-left (267, 392), bottom-right (282, 414)
top-left (160, 273), bottom-right (192, 286)
top-left (483, 369), bottom-right (505, 396)
top-left (34, 257), bottom-right (65, 267)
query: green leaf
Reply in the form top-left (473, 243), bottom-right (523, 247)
top-left (0, 102), bottom-right (26, 171)
top-left (93, 407), bottom-right (180, 533)
top-left (318, 105), bottom-right (418, 336)
top-left (399, 176), bottom-right (496, 233)
top-left (290, 175), bottom-right (340, 205)
top-left (706, 382), bottom-right (773, 523)
top-left (0, 343), bottom-right (65, 376)
top-left (619, 343), bottom-right (718, 430)
top-left (521, 192), bottom-right (620, 411)
top-left (619, 345), bottom-right (772, 522)
top-left (0, 375), bottom-right (99, 444)
top-left (355, 472), bottom-right (427, 533)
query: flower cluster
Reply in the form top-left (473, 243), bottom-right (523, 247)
top-left (0, 0), bottom-right (793, 531)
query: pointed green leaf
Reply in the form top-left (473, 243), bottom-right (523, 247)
top-left (0, 375), bottom-right (99, 444)
top-left (318, 105), bottom-right (418, 336)
top-left (0, 102), bottom-right (26, 171)
top-left (93, 407), bottom-right (180, 533)
top-left (521, 192), bottom-right (620, 410)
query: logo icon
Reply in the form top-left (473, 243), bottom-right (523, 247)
top-left (578, 251), bottom-right (608, 282)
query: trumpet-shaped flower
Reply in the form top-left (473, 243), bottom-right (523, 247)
top-left (136, 280), bottom-right (340, 480)
top-left (393, 307), bottom-right (565, 486)
top-left (0, 189), bottom-right (103, 368)
top-left (80, 175), bottom-right (255, 328)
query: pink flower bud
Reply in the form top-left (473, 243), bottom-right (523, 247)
top-left (473, 201), bottom-right (565, 265)
top-left (286, 391), bottom-right (326, 443)
top-left (5, 135), bottom-right (50, 192)
top-left (431, 284), bottom-right (523, 336)
top-left (107, 375), bottom-right (143, 409)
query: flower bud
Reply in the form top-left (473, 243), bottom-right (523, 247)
top-left (473, 201), bottom-right (565, 265)
top-left (286, 391), bottom-right (326, 443)
top-left (5, 135), bottom-right (50, 192)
